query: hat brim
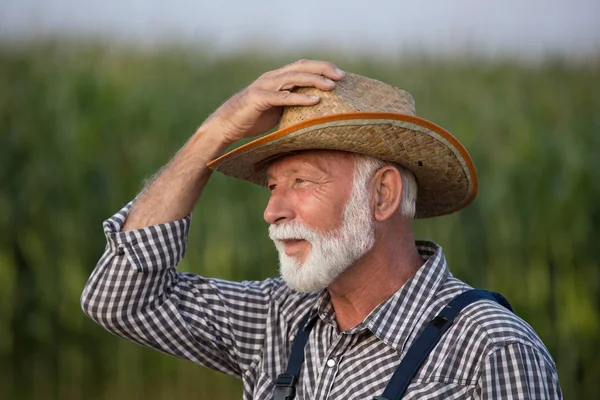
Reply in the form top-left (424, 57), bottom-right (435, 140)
top-left (207, 112), bottom-right (477, 219)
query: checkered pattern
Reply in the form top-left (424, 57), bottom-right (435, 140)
top-left (81, 203), bottom-right (562, 399)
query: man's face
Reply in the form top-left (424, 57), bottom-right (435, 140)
top-left (265, 150), bottom-right (376, 292)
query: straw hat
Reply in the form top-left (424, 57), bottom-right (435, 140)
top-left (207, 73), bottom-right (477, 218)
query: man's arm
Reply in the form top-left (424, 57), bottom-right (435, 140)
top-left (121, 127), bottom-right (229, 230)
top-left (82, 60), bottom-right (345, 374)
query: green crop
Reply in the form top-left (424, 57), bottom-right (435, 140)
top-left (0, 41), bottom-right (598, 399)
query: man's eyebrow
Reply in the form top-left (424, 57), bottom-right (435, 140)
top-left (266, 168), bottom-right (298, 182)
top-left (267, 163), bottom-right (331, 182)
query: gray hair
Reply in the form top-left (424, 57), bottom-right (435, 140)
top-left (353, 154), bottom-right (418, 219)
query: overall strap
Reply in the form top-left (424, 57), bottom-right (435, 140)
top-left (373, 289), bottom-right (513, 400)
top-left (273, 310), bottom-right (316, 400)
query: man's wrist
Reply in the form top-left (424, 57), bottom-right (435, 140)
top-left (194, 119), bottom-right (238, 148)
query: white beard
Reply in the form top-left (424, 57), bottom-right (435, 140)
top-left (268, 181), bottom-right (375, 293)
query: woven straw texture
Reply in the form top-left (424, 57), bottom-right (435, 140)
top-left (208, 73), bottom-right (477, 218)
top-left (280, 73), bottom-right (416, 125)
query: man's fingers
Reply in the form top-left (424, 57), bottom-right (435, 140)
top-left (258, 71), bottom-right (337, 92)
top-left (284, 59), bottom-right (346, 80)
top-left (256, 89), bottom-right (321, 108)
top-left (262, 59), bottom-right (345, 82)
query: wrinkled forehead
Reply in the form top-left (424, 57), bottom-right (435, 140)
top-left (264, 150), bottom-right (357, 179)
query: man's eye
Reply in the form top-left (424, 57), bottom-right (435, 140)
top-left (268, 184), bottom-right (277, 191)
top-left (295, 178), bottom-right (306, 184)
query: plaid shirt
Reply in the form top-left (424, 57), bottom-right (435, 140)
top-left (81, 203), bottom-right (562, 399)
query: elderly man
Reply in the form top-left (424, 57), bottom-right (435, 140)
top-left (81, 60), bottom-right (561, 399)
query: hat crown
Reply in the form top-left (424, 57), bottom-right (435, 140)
top-left (280, 73), bottom-right (417, 128)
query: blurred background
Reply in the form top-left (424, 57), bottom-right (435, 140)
top-left (1, 0), bottom-right (599, 399)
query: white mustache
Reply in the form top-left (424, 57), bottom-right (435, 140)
top-left (268, 222), bottom-right (320, 242)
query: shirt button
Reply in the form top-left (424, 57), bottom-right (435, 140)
top-left (326, 359), bottom-right (336, 368)
top-left (117, 245), bottom-right (125, 255)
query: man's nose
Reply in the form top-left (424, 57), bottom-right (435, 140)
top-left (264, 188), bottom-right (296, 225)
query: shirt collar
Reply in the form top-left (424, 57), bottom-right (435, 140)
top-left (312, 241), bottom-right (450, 352)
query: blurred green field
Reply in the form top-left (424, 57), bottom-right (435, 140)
top-left (0, 41), bottom-right (599, 399)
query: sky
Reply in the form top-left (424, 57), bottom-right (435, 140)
top-left (1, 0), bottom-right (599, 58)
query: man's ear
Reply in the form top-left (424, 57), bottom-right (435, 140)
top-left (372, 166), bottom-right (402, 221)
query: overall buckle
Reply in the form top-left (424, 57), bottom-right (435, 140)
top-left (273, 373), bottom-right (296, 400)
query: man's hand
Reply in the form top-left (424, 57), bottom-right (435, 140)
top-left (203, 59), bottom-right (346, 145)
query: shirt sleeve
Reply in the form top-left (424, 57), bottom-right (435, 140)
top-left (80, 202), bottom-right (282, 378)
top-left (473, 340), bottom-right (563, 399)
